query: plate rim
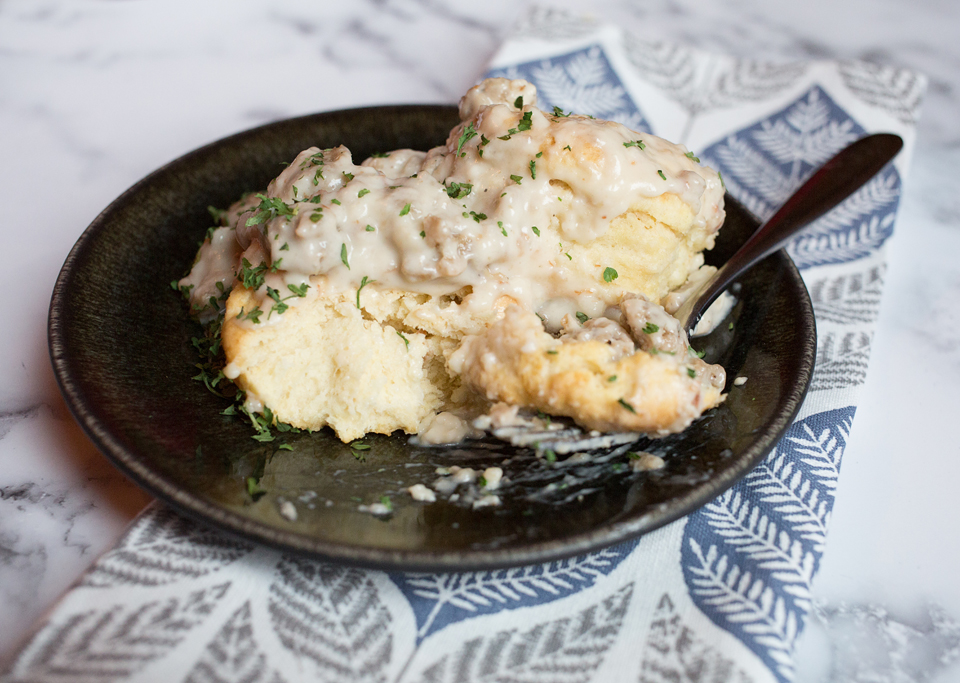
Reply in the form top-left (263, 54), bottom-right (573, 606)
top-left (48, 104), bottom-right (816, 571)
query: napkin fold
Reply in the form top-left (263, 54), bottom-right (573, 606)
top-left (3, 8), bottom-right (924, 683)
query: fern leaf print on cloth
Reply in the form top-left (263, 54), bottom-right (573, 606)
top-left (682, 407), bottom-right (855, 682)
top-left (700, 85), bottom-right (901, 268)
top-left (488, 45), bottom-right (651, 132)
top-left (391, 543), bottom-right (634, 641)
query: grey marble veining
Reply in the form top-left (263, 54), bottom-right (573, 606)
top-left (1, 0), bottom-right (959, 678)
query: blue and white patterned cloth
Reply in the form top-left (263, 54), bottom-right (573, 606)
top-left (3, 9), bottom-right (924, 683)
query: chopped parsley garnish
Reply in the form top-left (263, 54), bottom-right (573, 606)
top-left (245, 194), bottom-right (295, 227)
top-left (618, 398), bottom-right (636, 413)
top-left (469, 211), bottom-right (487, 223)
top-left (529, 159), bottom-right (537, 179)
top-left (687, 367), bottom-right (697, 378)
top-left (546, 350), bottom-right (558, 355)
top-left (510, 174), bottom-right (523, 184)
top-left (340, 243), bottom-right (350, 269)
top-left (399, 203), bottom-right (411, 216)
top-left (278, 444), bottom-right (293, 451)
top-left (623, 139), bottom-right (646, 150)
top-left (237, 258), bottom-right (268, 290)
top-left (729, 321), bottom-right (735, 331)
top-left (608, 375), bottom-right (617, 382)
top-left (685, 151), bottom-right (700, 162)
top-left (445, 181), bottom-right (473, 199)
top-left (243, 307), bottom-right (263, 324)
top-left (642, 322), bottom-right (659, 334)
top-left (397, 331), bottom-right (410, 349)
top-left (287, 282), bottom-right (308, 297)
top-left (658, 169), bottom-right (666, 180)
top-left (719, 171), bottom-right (725, 189)
top-left (576, 311), bottom-right (589, 324)
top-left (358, 188), bottom-right (370, 198)
top-left (498, 221), bottom-right (507, 236)
top-left (563, 145), bottom-right (572, 151)
top-left (456, 123), bottom-right (478, 157)
top-left (356, 275), bottom-right (374, 308)
top-left (517, 111), bottom-right (533, 132)
top-left (370, 151), bottom-right (390, 158)
top-left (280, 242), bottom-right (290, 251)
top-left (552, 106), bottom-right (570, 117)
top-left (342, 172), bottom-right (354, 182)
top-left (379, 495), bottom-right (393, 511)
top-left (531, 226), bottom-right (540, 237)
top-left (689, 346), bottom-right (706, 358)
top-left (309, 210), bottom-right (323, 222)
top-left (365, 224), bottom-right (376, 231)
top-left (544, 449), bottom-right (557, 463)
top-left (420, 230), bottom-right (426, 238)
top-left (331, 198), bottom-right (341, 205)
top-left (514, 95), bottom-right (524, 108)
top-left (602, 267), bottom-right (619, 282)
top-left (266, 286), bottom-right (288, 317)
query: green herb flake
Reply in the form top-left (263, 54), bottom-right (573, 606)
top-left (498, 221), bottom-right (507, 236)
top-left (514, 95), bottom-right (524, 108)
top-left (342, 172), bottom-right (354, 183)
top-left (689, 346), bottom-right (706, 359)
top-left (563, 144), bottom-right (572, 151)
top-left (358, 188), bottom-right (370, 198)
top-left (245, 194), bottom-right (295, 228)
top-left (365, 224), bottom-right (376, 231)
top-left (602, 267), bottom-right (619, 283)
top-left (642, 322), bottom-right (659, 334)
top-left (287, 282), bottom-right (308, 297)
top-left (397, 331), bottom-right (410, 349)
top-left (687, 367), bottom-right (697, 378)
top-left (445, 181), bottom-right (473, 199)
top-left (576, 311), bottom-right (589, 324)
top-left (379, 495), bottom-right (393, 511)
top-left (608, 375), bottom-right (617, 382)
top-left (420, 230), bottom-right (426, 238)
top-left (546, 349), bottom-right (559, 355)
top-left (544, 449), bottom-right (557, 463)
top-left (529, 159), bottom-right (537, 179)
top-left (399, 203), bottom-right (411, 216)
top-left (370, 151), bottom-right (389, 158)
top-left (729, 321), bottom-right (735, 331)
top-left (469, 211), bottom-right (487, 223)
top-left (719, 171), bottom-right (725, 189)
top-left (531, 226), bottom-right (540, 236)
top-left (618, 398), bottom-right (636, 413)
top-left (623, 139), bottom-right (646, 150)
top-left (280, 242), bottom-right (289, 251)
top-left (658, 169), bottom-right (666, 180)
top-left (552, 106), bottom-right (570, 117)
top-left (510, 174), bottom-right (523, 184)
top-left (339, 243), bottom-right (350, 270)
top-left (456, 123), bottom-right (478, 157)
top-left (685, 151), bottom-right (700, 162)
top-left (356, 275), bottom-right (374, 309)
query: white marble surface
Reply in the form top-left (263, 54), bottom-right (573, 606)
top-left (1, 0), bottom-right (959, 679)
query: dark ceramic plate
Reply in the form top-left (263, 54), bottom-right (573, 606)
top-left (49, 105), bottom-right (815, 571)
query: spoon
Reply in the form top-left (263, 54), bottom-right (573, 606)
top-left (674, 133), bottom-right (904, 333)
